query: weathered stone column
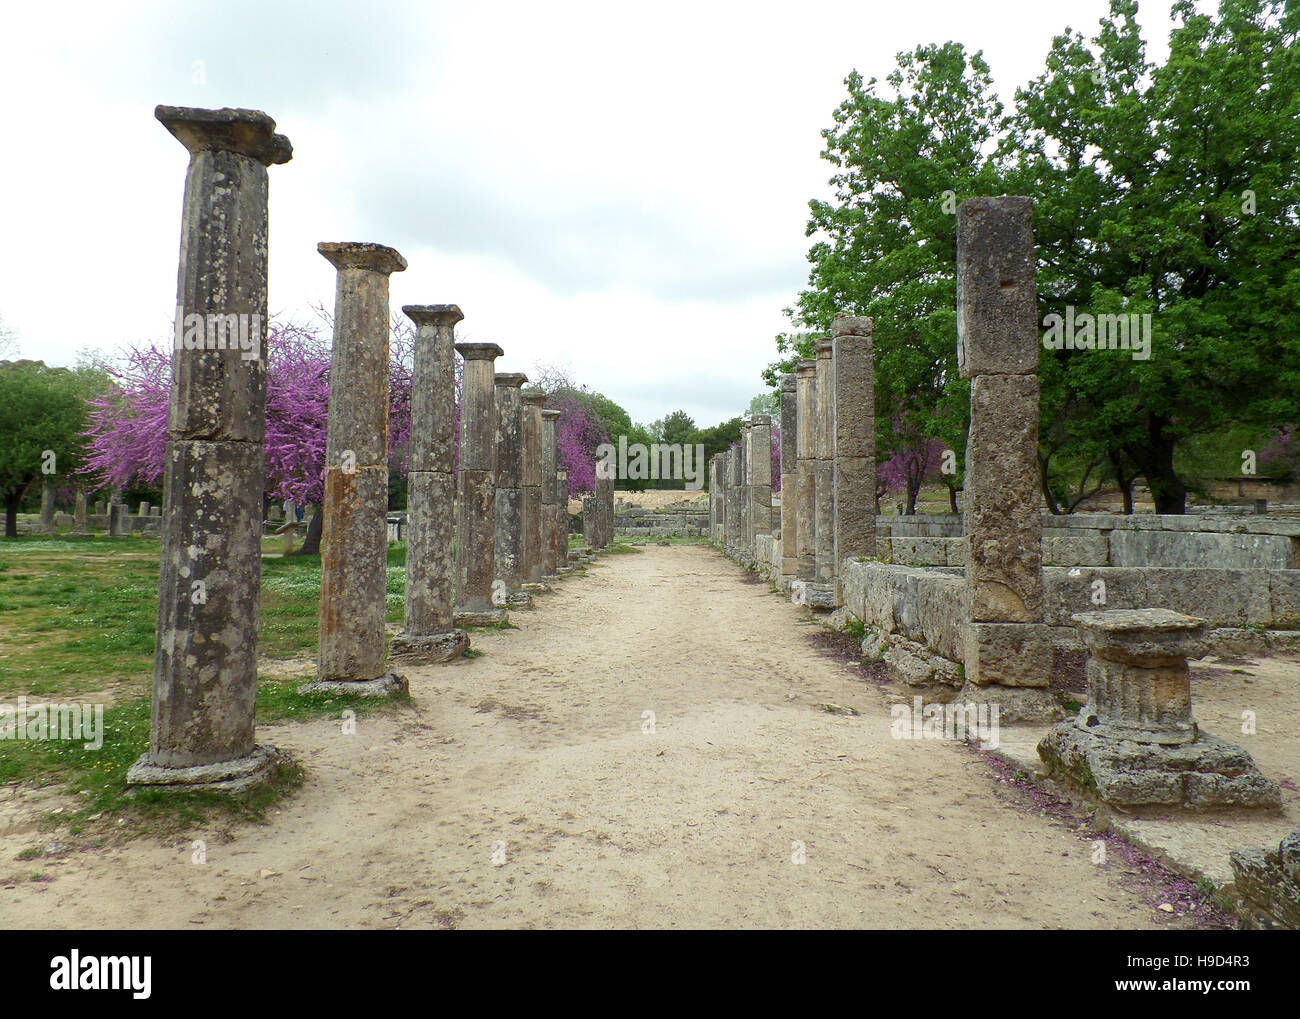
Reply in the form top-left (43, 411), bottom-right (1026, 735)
top-left (794, 359), bottom-right (817, 582)
top-left (594, 472), bottom-right (614, 549)
top-left (779, 374), bottom-right (798, 577)
top-left (1038, 609), bottom-right (1279, 809)
top-left (521, 393), bottom-right (547, 586)
top-left (129, 106), bottom-right (291, 791)
top-left (956, 196), bottom-right (1052, 719)
top-left (72, 488), bottom-right (88, 534)
top-left (737, 420), bottom-right (752, 562)
top-left (555, 467), bottom-right (573, 573)
top-left (747, 415), bottom-right (772, 556)
top-left (494, 373), bottom-right (531, 605)
top-left (38, 480), bottom-right (56, 533)
top-left (832, 315), bottom-right (876, 568)
top-left (304, 241), bottom-right (408, 697)
top-left (541, 408), bottom-right (562, 577)
top-left (390, 304), bottom-right (469, 663)
top-left (455, 342), bottom-right (505, 623)
top-left (722, 446), bottom-right (738, 554)
top-left (813, 339), bottom-right (835, 586)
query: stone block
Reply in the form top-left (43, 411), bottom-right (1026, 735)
top-left (962, 622), bottom-right (1052, 687)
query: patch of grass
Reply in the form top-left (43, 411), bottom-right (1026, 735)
top-left (461, 648), bottom-right (484, 659)
top-left (0, 676), bottom-right (409, 841)
top-left (841, 618), bottom-right (866, 641)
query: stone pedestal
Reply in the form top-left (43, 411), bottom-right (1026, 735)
top-left (72, 489), bottom-right (87, 533)
top-left (304, 241), bottom-right (409, 697)
top-left (390, 304), bottom-right (469, 663)
top-left (454, 342), bottom-right (506, 625)
top-left (593, 473), bottom-right (614, 550)
top-left (129, 106), bottom-right (292, 791)
top-left (1038, 609), bottom-right (1280, 809)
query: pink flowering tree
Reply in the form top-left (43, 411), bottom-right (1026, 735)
top-left (83, 315), bottom-right (426, 552)
top-left (877, 403), bottom-right (946, 515)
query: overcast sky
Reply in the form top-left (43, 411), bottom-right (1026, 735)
top-left (0, 0), bottom-right (1199, 428)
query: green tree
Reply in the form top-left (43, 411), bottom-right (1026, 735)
top-left (0, 362), bottom-right (98, 537)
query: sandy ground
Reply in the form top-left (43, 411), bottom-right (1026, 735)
top-left (1, 546), bottom-right (1190, 929)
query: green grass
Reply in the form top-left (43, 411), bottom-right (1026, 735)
top-left (0, 535), bottom-right (423, 839)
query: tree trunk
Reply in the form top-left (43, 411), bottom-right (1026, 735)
top-left (946, 483), bottom-right (959, 514)
top-left (1039, 453), bottom-right (1062, 515)
top-left (292, 508), bottom-right (323, 556)
top-left (905, 477), bottom-right (920, 516)
top-left (4, 492), bottom-right (19, 538)
top-left (1108, 449), bottom-right (1135, 515)
top-left (1127, 419), bottom-right (1186, 514)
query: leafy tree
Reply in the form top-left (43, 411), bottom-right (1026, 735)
top-left (0, 362), bottom-right (97, 537)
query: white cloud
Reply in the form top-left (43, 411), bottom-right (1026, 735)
top-left (0, 0), bottom-right (1197, 427)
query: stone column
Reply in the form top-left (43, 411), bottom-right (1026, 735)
top-left (794, 359), bottom-right (817, 581)
top-left (541, 409), bottom-right (563, 576)
top-left (129, 106), bottom-right (291, 791)
top-left (555, 467), bottom-right (573, 572)
top-left (304, 241), bottom-right (408, 697)
top-left (738, 421), bottom-right (752, 562)
top-left (1038, 609), bottom-right (1279, 809)
top-left (955, 197), bottom-right (1052, 719)
top-left (521, 393), bottom-right (547, 585)
top-left (725, 445), bottom-right (742, 554)
top-left (708, 454), bottom-right (721, 544)
top-left (37, 480), bottom-right (56, 533)
top-left (108, 492), bottom-right (124, 538)
top-left (748, 415), bottom-right (772, 556)
top-left (592, 465), bottom-right (614, 550)
top-left (390, 304), bottom-right (469, 663)
top-left (455, 342), bottom-right (505, 623)
top-left (779, 374), bottom-right (798, 577)
top-left (72, 488), bottom-right (88, 534)
top-left (832, 315), bottom-right (876, 568)
top-left (494, 374), bottom-right (531, 605)
top-left (582, 493), bottom-right (598, 548)
top-left (813, 339), bottom-right (835, 587)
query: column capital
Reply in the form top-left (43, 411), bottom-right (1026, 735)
top-left (795, 359), bottom-right (817, 375)
top-left (832, 313), bottom-right (873, 337)
top-left (749, 414), bottom-right (771, 427)
top-left (403, 304), bottom-right (463, 327)
top-left (521, 392), bottom-right (548, 406)
top-left (541, 409), bottom-right (562, 420)
top-left (779, 373), bottom-right (797, 392)
top-left (318, 242), bottom-right (407, 275)
top-left (156, 105), bottom-right (292, 165)
top-left (455, 342), bottom-right (504, 361)
top-left (814, 338), bottom-right (833, 356)
top-left (495, 372), bottom-right (529, 387)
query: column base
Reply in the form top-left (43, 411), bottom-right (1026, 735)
top-left (454, 608), bottom-right (508, 628)
top-left (522, 582), bottom-right (551, 594)
top-left (389, 630), bottom-right (470, 663)
top-left (127, 744), bottom-right (281, 792)
top-left (297, 673), bottom-right (409, 698)
top-left (556, 566), bottom-right (575, 576)
top-left (1037, 724), bottom-right (1282, 810)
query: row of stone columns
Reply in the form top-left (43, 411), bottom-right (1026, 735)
top-left (713, 315), bottom-right (875, 606)
top-left (129, 104), bottom-right (568, 792)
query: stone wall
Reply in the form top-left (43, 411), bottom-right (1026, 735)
top-left (876, 512), bottom-right (1300, 571)
top-left (615, 508), bottom-right (707, 537)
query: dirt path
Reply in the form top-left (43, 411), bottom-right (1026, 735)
top-left (2, 546), bottom-right (1177, 929)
